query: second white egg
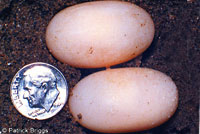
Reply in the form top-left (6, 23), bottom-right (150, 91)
top-left (69, 68), bottom-right (178, 133)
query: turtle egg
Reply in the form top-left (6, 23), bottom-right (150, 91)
top-left (69, 68), bottom-right (178, 133)
top-left (46, 1), bottom-right (155, 68)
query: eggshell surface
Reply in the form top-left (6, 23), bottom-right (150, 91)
top-left (69, 68), bottom-right (178, 133)
top-left (46, 1), bottom-right (155, 68)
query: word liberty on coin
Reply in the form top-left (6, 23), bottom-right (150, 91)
top-left (10, 62), bottom-right (68, 120)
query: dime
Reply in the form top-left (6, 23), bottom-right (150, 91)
top-left (10, 62), bottom-right (68, 120)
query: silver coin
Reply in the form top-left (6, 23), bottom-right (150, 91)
top-left (10, 62), bottom-right (68, 120)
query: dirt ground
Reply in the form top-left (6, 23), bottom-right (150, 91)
top-left (0, 0), bottom-right (199, 134)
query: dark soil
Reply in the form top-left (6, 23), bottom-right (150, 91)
top-left (0, 0), bottom-right (199, 134)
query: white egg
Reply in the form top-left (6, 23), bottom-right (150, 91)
top-left (69, 68), bottom-right (178, 133)
top-left (46, 1), bottom-right (155, 68)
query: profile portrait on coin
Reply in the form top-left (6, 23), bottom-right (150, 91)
top-left (22, 66), bottom-right (59, 112)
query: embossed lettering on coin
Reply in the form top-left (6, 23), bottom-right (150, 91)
top-left (10, 62), bottom-right (68, 120)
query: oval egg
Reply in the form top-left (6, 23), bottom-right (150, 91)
top-left (69, 68), bottom-right (178, 133)
top-left (46, 1), bottom-right (155, 68)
